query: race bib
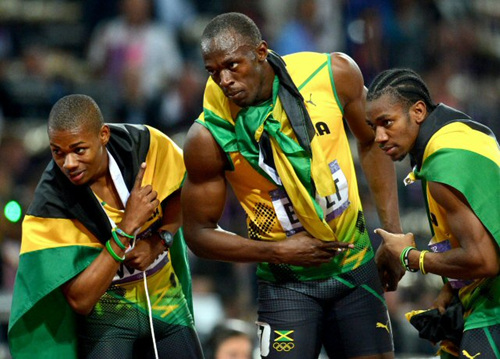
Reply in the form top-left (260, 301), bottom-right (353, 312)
top-left (269, 160), bottom-right (350, 236)
top-left (316, 160), bottom-right (350, 222)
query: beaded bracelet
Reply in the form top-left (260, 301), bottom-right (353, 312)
top-left (400, 246), bottom-right (418, 272)
top-left (111, 229), bottom-right (127, 250)
top-left (106, 240), bottom-right (125, 262)
top-left (419, 250), bottom-right (429, 275)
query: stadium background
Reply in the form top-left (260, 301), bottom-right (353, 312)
top-left (0, 0), bottom-right (498, 357)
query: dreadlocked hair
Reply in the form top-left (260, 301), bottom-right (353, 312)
top-left (367, 68), bottom-right (436, 111)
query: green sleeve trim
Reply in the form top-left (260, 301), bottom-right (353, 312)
top-left (327, 53), bottom-right (344, 115)
top-left (297, 60), bottom-right (327, 91)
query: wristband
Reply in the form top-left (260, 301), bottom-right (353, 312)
top-left (419, 250), bottom-right (429, 275)
top-left (114, 227), bottom-right (135, 239)
top-left (111, 229), bottom-right (127, 250)
top-left (106, 240), bottom-right (125, 262)
top-left (400, 246), bottom-right (418, 272)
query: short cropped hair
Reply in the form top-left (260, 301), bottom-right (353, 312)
top-left (48, 94), bottom-right (104, 135)
top-left (367, 68), bottom-right (437, 111)
top-left (201, 12), bottom-right (262, 48)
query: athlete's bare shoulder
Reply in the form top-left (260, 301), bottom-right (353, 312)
top-left (183, 122), bottom-right (228, 180)
top-left (329, 52), bottom-right (365, 107)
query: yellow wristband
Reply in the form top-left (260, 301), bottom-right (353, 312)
top-left (419, 250), bottom-right (429, 275)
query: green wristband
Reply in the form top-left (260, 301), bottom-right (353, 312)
top-left (115, 227), bottom-right (135, 239)
top-left (399, 247), bottom-right (409, 269)
top-left (106, 240), bottom-right (125, 262)
top-left (111, 229), bottom-right (127, 250)
top-left (400, 246), bottom-right (418, 272)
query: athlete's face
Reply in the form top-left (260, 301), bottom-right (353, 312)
top-left (366, 93), bottom-right (426, 162)
top-left (202, 31), bottom-right (270, 108)
top-left (49, 123), bottom-right (110, 185)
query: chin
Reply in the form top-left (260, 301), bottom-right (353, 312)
top-left (395, 153), bottom-right (408, 162)
top-left (232, 98), bottom-right (251, 108)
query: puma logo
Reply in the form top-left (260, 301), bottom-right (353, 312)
top-left (305, 93), bottom-right (316, 106)
top-left (376, 322), bottom-right (390, 333)
top-left (462, 350), bottom-right (481, 359)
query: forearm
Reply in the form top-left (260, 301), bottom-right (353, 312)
top-left (358, 141), bottom-right (402, 232)
top-left (185, 225), bottom-right (281, 264)
top-left (407, 247), bottom-right (498, 279)
top-left (62, 236), bottom-right (130, 315)
top-left (408, 182), bottom-right (500, 279)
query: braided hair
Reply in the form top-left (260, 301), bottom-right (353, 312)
top-left (367, 68), bottom-right (437, 111)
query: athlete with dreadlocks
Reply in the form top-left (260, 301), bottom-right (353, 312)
top-left (366, 68), bottom-right (500, 358)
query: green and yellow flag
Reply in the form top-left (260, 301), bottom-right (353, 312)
top-left (411, 105), bottom-right (500, 332)
top-left (8, 124), bottom-right (192, 358)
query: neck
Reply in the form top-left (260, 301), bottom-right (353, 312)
top-left (90, 169), bottom-right (124, 209)
top-left (257, 61), bottom-right (275, 104)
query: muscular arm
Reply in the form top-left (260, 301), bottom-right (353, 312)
top-left (332, 53), bottom-right (403, 291)
top-left (376, 182), bottom-right (500, 279)
top-left (182, 123), bottom-right (351, 265)
top-left (332, 52), bottom-right (402, 232)
top-left (61, 164), bottom-right (160, 315)
top-left (408, 182), bottom-right (499, 278)
top-left (61, 245), bottom-right (127, 315)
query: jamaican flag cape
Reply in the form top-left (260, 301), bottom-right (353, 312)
top-left (8, 124), bottom-right (192, 358)
top-left (198, 50), bottom-right (339, 242)
top-left (409, 104), bottom-right (500, 330)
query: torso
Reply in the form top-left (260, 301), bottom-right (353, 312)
top-left (202, 52), bottom-right (373, 281)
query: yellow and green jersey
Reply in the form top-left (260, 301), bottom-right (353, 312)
top-left (9, 124), bottom-right (193, 358)
top-left (411, 104), bottom-right (500, 331)
top-left (198, 51), bottom-right (373, 282)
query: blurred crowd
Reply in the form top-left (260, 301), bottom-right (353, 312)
top-left (0, 0), bottom-right (498, 357)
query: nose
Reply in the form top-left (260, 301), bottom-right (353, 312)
top-left (63, 153), bottom-right (78, 170)
top-left (219, 69), bottom-right (234, 88)
top-left (374, 126), bottom-right (388, 143)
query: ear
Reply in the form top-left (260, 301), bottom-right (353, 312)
top-left (411, 101), bottom-right (428, 125)
top-left (100, 125), bottom-right (110, 146)
top-left (256, 41), bottom-right (269, 62)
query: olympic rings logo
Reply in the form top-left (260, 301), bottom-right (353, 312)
top-left (273, 342), bottom-right (295, 352)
